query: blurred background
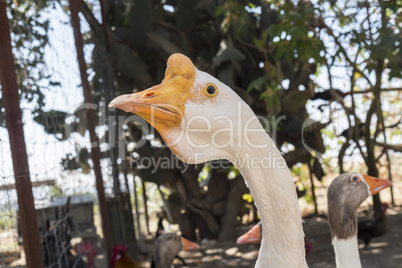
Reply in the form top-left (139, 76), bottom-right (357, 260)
top-left (0, 0), bottom-right (401, 267)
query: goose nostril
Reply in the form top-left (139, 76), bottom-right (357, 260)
top-left (143, 92), bottom-right (154, 98)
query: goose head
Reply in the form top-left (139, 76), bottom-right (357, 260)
top-left (327, 172), bottom-right (391, 268)
top-left (109, 53), bottom-right (261, 164)
top-left (153, 233), bottom-right (199, 268)
top-left (327, 172), bottom-right (392, 239)
top-left (111, 53), bottom-right (305, 268)
top-left (236, 222), bottom-right (262, 244)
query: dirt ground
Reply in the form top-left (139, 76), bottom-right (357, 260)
top-left (169, 206), bottom-right (402, 268)
top-left (6, 201), bottom-right (401, 267)
top-left (5, 164), bottom-right (402, 267)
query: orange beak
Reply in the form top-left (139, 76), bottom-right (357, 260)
top-left (180, 236), bottom-right (199, 251)
top-left (108, 88), bottom-right (184, 131)
top-left (236, 223), bottom-right (261, 244)
top-left (109, 53), bottom-right (195, 133)
top-left (362, 174), bottom-right (392, 195)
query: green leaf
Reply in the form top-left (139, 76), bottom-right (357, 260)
top-left (242, 193), bottom-right (253, 203)
top-left (247, 76), bottom-right (268, 93)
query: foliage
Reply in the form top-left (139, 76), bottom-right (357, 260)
top-left (0, 211), bottom-right (14, 230)
top-left (8, 0), bottom-right (400, 240)
top-left (59, 0), bottom-right (401, 236)
top-left (313, 0), bottom-right (402, 215)
top-left (1, 0), bottom-right (56, 114)
top-left (49, 184), bottom-right (63, 198)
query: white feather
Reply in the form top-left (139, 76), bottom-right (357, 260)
top-left (164, 69), bottom-right (307, 268)
top-left (332, 236), bottom-right (362, 268)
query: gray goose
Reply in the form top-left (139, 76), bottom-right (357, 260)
top-left (327, 172), bottom-right (391, 268)
top-left (151, 233), bottom-right (199, 268)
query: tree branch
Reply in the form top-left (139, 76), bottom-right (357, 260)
top-left (385, 117), bottom-right (402, 129)
top-left (79, 0), bottom-right (105, 42)
top-left (351, 87), bottom-right (402, 94)
top-left (375, 142), bottom-right (402, 152)
top-left (322, 24), bottom-right (373, 87)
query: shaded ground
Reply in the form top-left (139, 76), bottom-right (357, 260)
top-left (5, 169), bottom-right (401, 267)
top-left (169, 206), bottom-right (402, 268)
top-left (5, 205), bottom-right (402, 268)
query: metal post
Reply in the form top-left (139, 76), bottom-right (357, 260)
top-left (68, 0), bottom-right (113, 263)
top-left (0, 1), bottom-right (44, 267)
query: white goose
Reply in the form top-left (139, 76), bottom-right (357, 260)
top-left (110, 53), bottom-right (305, 267)
top-left (109, 53), bottom-right (391, 267)
top-left (327, 172), bottom-right (391, 268)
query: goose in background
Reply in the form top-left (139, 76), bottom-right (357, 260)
top-left (110, 53), bottom-right (307, 267)
top-left (236, 221), bottom-right (312, 256)
top-left (236, 221), bottom-right (262, 245)
top-left (151, 233), bottom-right (199, 268)
top-left (327, 172), bottom-right (391, 268)
top-left (154, 212), bottom-right (189, 266)
top-left (111, 233), bottom-right (198, 268)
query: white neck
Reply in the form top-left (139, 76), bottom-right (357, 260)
top-left (229, 127), bottom-right (306, 268)
top-left (332, 236), bottom-right (361, 268)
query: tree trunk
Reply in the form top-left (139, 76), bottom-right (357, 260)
top-left (0, 3), bottom-right (44, 266)
top-left (219, 176), bottom-right (248, 241)
top-left (308, 163), bottom-right (318, 215)
top-left (69, 0), bottom-right (113, 261)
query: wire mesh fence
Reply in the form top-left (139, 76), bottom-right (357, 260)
top-left (0, 2), bottom-right (113, 267)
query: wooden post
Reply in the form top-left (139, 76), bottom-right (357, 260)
top-left (141, 179), bottom-right (150, 235)
top-left (132, 174), bottom-right (142, 240)
top-left (95, 0), bottom-right (121, 197)
top-left (308, 163), bottom-right (318, 215)
top-left (0, 1), bottom-right (44, 266)
top-left (68, 0), bottom-right (113, 263)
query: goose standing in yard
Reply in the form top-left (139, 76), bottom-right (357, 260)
top-left (327, 172), bottom-right (392, 268)
top-left (151, 233), bottom-right (199, 268)
top-left (110, 53), bottom-right (307, 267)
top-left (154, 214), bottom-right (190, 266)
top-left (111, 235), bottom-right (198, 268)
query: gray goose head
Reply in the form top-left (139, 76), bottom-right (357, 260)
top-left (152, 233), bottom-right (199, 268)
top-left (327, 172), bottom-right (391, 268)
top-left (327, 172), bottom-right (391, 240)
